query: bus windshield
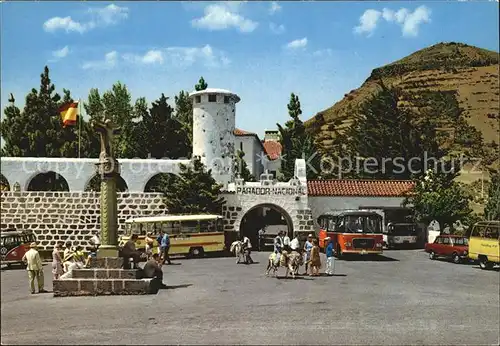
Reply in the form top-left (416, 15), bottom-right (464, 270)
top-left (338, 214), bottom-right (382, 234)
top-left (388, 224), bottom-right (417, 236)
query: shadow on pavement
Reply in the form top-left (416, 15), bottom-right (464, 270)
top-left (276, 276), bottom-right (313, 280)
top-left (339, 255), bottom-right (399, 262)
top-left (164, 283), bottom-right (193, 289)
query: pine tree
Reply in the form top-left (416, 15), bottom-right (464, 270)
top-left (277, 93), bottom-right (319, 181)
top-left (162, 156), bottom-right (225, 214)
top-left (195, 76), bottom-right (208, 91)
top-left (0, 93), bottom-right (26, 156)
top-left (234, 150), bottom-right (256, 182)
top-left (484, 171), bottom-right (500, 220)
top-left (174, 90), bottom-right (193, 155)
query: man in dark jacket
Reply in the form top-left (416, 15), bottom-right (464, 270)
top-left (121, 234), bottom-right (142, 269)
top-left (142, 254), bottom-right (167, 289)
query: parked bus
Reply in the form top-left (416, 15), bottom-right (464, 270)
top-left (383, 222), bottom-right (419, 249)
top-left (468, 220), bottom-right (499, 270)
top-left (119, 214), bottom-right (225, 258)
top-left (319, 211), bottom-right (384, 257)
top-left (1, 229), bottom-right (36, 268)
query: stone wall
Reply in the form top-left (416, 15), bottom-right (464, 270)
top-left (0, 191), bottom-right (166, 251)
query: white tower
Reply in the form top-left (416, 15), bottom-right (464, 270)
top-left (189, 88), bottom-right (241, 185)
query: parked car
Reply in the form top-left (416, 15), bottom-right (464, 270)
top-left (424, 235), bottom-right (469, 264)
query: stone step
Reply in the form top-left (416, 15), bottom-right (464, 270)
top-left (87, 257), bottom-right (124, 269)
top-left (53, 278), bottom-right (159, 297)
top-left (72, 269), bottom-right (141, 280)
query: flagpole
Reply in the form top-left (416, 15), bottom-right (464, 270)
top-left (78, 98), bottom-right (81, 158)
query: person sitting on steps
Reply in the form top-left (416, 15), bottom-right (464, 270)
top-left (120, 234), bottom-right (142, 269)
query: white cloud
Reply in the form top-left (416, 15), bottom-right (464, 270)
top-left (43, 4), bottom-right (128, 34)
top-left (285, 37), bottom-right (308, 49)
top-left (312, 48), bottom-right (333, 57)
top-left (269, 22), bottom-right (285, 34)
top-left (191, 3), bottom-right (258, 33)
top-left (269, 2), bottom-right (282, 15)
top-left (353, 9), bottom-right (382, 36)
top-left (81, 51), bottom-right (118, 70)
top-left (52, 46), bottom-right (70, 59)
top-left (85, 45), bottom-right (230, 70)
top-left (355, 6), bottom-right (431, 37)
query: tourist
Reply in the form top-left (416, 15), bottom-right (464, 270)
top-left (90, 231), bottom-right (100, 249)
top-left (273, 231), bottom-right (284, 265)
top-left (258, 227), bottom-right (266, 251)
top-left (22, 242), bottom-right (47, 294)
top-left (73, 245), bottom-right (86, 266)
top-left (156, 231), bottom-right (164, 262)
top-left (290, 234), bottom-right (300, 253)
top-left (51, 242), bottom-right (64, 280)
top-left (241, 235), bottom-right (254, 264)
top-left (160, 231), bottom-right (172, 265)
top-left (145, 232), bottom-right (154, 260)
top-left (303, 234), bottom-right (313, 275)
top-left (324, 237), bottom-right (335, 276)
top-left (84, 243), bottom-right (98, 268)
top-left (142, 253), bottom-right (167, 288)
top-left (283, 232), bottom-right (291, 252)
top-left (309, 239), bottom-right (321, 277)
top-left (63, 241), bottom-right (73, 265)
top-left (121, 234), bottom-right (142, 269)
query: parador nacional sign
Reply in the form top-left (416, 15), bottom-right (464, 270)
top-left (236, 186), bottom-right (307, 196)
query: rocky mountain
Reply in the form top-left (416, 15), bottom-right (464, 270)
top-left (305, 42), bottom-right (499, 174)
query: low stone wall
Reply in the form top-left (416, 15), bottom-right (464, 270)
top-left (0, 191), bottom-right (166, 251)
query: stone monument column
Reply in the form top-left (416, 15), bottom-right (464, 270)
top-left (93, 119), bottom-right (121, 258)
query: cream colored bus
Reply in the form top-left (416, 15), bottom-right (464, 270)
top-left (119, 214), bottom-right (225, 258)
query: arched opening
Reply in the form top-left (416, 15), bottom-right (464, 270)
top-left (0, 174), bottom-right (10, 191)
top-left (84, 174), bottom-right (128, 192)
top-left (239, 203), bottom-right (293, 251)
top-left (27, 172), bottom-right (69, 191)
top-left (144, 173), bottom-right (178, 192)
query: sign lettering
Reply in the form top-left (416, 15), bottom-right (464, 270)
top-left (236, 186), bottom-right (306, 196)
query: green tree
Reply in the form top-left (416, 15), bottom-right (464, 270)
top-left (484, 171), bottom-right (500, 220)
top-left (195, 76), bottom-right (208, 91)
top-left (346, 83), bottom-right (447, 180)
top-left (174, 90), bottom-right (193, 156)
top-left (0, 93), bottom-right (25, 156)
top-left (404, 169), bottom-right (473, 231)
top-left (162, 156), bottom-right (225, 214)
top-left (234, 150), bottom-right (256, 181)
top-left (277, 93), bottom-right (319, 181)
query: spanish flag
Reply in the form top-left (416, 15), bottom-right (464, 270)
top-left (59, 102), bottom-right (79, 127)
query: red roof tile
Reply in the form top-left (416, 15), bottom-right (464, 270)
top-left (262, 141), bottom-right (282, 160)
top-left (234, 128), bottom-right (255, 136)
top-left (307, 179), bottom-right (414, 197)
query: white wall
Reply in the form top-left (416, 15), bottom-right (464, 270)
top-left (234, 136), bottom-right (265, 179)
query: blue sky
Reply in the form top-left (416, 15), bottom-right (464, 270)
top-left (1, 1), bottom-right (499, 140)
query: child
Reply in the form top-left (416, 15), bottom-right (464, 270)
top-left (325, 237), bottom-right (335, 276)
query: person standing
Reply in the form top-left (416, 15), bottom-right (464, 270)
top-left (303, 234), bottom-right (314, 275)
top-left (258, 227), bottom-right (266, 251)
top-left (161, 231), bottom-right (172, 265)
top-left (22, 242), bottom-right (47, 294)
top-left (51, 242), bottom-right (64, 280)
top-left (273, 231), bottom-right (284, 265)
top-left (283, 232), bottom-right (291, 252)
top-left (145, 232), bottom-right (154, 260)
top-left (241, 235), bottom-right (254, 264)
top-left (324, 237), bottom-right (335, 276)
top-left (309, 239), bottom-right (321, 276)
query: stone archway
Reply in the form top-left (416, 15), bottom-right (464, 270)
top-left (84, 174), bottom-right (129, 192)
top-left (27, 171), bottom-right (70, 191)
top-left (235, 203), bottom-right (294, 251)
top-left (143, 173), bottom-right (178, 193)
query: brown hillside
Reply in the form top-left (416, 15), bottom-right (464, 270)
top-left (305, 42), bottom-right (500, 155)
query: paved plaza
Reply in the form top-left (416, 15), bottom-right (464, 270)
top-left (1, 250), bottom-right (499, 345)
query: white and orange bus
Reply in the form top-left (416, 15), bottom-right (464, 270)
top-left (119, 214), bottom-right (225, 258)
top-left (318, 210), bottom-right (384, 258)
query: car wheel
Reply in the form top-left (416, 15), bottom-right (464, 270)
top-left (429, 251), bottom-right (436, 260)
top-left (452, 253), bottom-right (461, 264)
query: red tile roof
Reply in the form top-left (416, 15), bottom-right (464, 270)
top-left (234, 128), bottom-right (255, 136)
top-left (262, 141), bottom-right (282, 160)
top-left (307, 179), bottom-right (415, 197)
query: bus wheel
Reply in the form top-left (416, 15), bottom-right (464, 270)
top-left (189, 247), bottom-right (204, 258)
top-left (479, 256), bottom-right (493, 270)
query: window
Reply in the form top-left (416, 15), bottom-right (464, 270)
top-left (471, 225), bottom-right (486, 237)
top-left (270, 171), bottom-right (276, 178)
top-left (195, 95), bottom-right (201, 103)
top-left (240, 142), bottom-right (243, 151)
top-left (224, 96), bottom-right (230, 104)
top-left (435, 237), bottom-right (442, 244)
top-left (453, 237), bottom-right (468, 246)
top-left (484, 226), bottom-right (500, 239)
top-left (442, 237), bottom-right (450, 245)
top-left (208, 94), bottom-right (217, 102)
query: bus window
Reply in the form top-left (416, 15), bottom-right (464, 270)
top-left (472, 225), bottom-right (486, 237)
top-left (484, 226), bottom-right (499, 239)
